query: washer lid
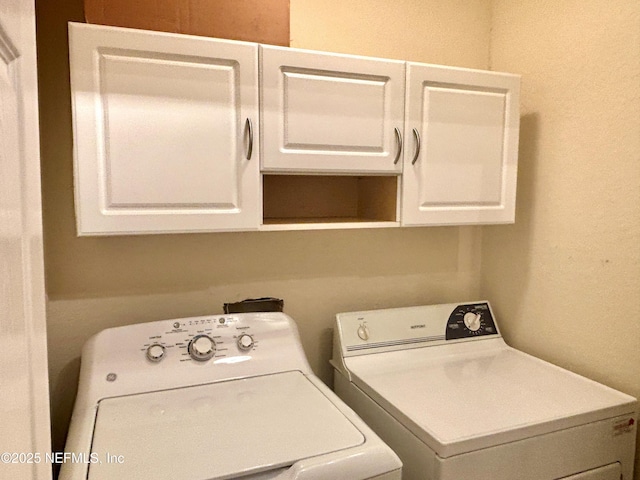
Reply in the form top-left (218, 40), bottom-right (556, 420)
top-left (346, 339), bottom-right (636, 458)
top-left (88, 371), bottom-right (364, 480)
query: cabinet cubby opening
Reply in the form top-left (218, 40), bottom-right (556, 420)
top-left (262, 175), bottom-right (398, 225)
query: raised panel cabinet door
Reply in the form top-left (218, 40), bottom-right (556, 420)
top-left (402, 63), bottom-right (520, 226)
top-left (261, 45), bottom-right (405, 174)
top-left (69, 23), bottom-right (260, 235)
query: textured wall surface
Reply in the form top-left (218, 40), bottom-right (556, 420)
top-left (38, 0), bottom-right (492, 453)
top-left (483, 1), bottom-right (640, 475)
top-left (291, 0), bottom-right (491, 68)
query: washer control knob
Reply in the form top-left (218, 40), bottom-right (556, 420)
top-left (188, 335), bottom-right (216, 361)
top-left (146, 344), bottom-right (166, 362)
top-left (237, 334), bottom-right (254, 351)
top-left (357, 324), bottom-right (370, 341)
top-left (464, 312), bottom-right (482, 332)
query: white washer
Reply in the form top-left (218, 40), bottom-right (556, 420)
top-left (331, 302), bottom-right (637, 480)
top-left (61, 312), bottom-right (402, 480)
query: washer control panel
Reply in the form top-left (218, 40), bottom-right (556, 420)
top-left (81, 312), bottom-right (314, 400)
top-left (139, 315), bottom-right (259, 364)
top-left (445, 303), bottom-right (497, 340)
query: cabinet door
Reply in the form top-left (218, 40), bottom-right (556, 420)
top-left (69, 23), bottom-right (260, 235)
top-left (402, 63), bottom-right (520, 225)
top-left (261, 45), bottom-right (405, 174)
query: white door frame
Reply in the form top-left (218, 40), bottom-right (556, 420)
top-left (0, 1), bottom-right (52, 479)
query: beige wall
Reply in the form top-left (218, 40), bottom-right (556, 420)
top-left (291, 0), bottom-right (491, 67)
top-left (38, 0), bottom-right (492, 454)
top-left (483, 0), bottom-right (640, 475)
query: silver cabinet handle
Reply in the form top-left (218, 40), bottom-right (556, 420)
top-left (393, 127), bottom-right (402, 165)
top-left (411, 128), bottom-right (421, 165)
top-left (245, 118), bottom-right (253, 160)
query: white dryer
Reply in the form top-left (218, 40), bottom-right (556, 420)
top-left (331, 302), bottom-right (637, 480)
top-left (61, 312), bottom-right (402, 480)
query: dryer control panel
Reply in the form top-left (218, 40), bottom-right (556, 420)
top-left (335, 301), bottom-right (500, 357)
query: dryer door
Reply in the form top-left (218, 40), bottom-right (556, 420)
top-left (558, 462), bottom-right (620, 480)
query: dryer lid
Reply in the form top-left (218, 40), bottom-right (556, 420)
top-left (345, 339), bottom-right (636, 458)
top-left (88, 371), bottom-right (364, 480)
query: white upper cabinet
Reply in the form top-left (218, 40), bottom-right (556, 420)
top-left (69, 23), bottom-right (521, 234)
top-left (401, 63), bottom-right (520, 226)
top-left (260, 45), bottom-right (406, 174)
top-left (69, 23), bottom-right (260, 235)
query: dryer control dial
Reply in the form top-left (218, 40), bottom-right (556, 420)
top-left (146, 343), bottom-right (165, 362)
top-left (188, 335), bottom-right (216, 361)
top-left (357, 324), bottom-right (370, 341)
top-left (237, 334), bottom-right (254, 351)
top-left (463, 312), bottom-right (482, 332)
top-left (446, 303), bottom-right (497, 340)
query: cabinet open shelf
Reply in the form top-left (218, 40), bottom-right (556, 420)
top-left (262, 175), bottom-right (399, 230)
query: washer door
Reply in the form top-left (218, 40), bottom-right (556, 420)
top-left (88, 371), bottom-right (364, 480)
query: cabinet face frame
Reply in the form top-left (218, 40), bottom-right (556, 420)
top-left (260, 45), bottom-right (406, 175)
top-left (401, 63), bottom-right (520, 226)
top-left (69, 23), bottom-right (261, 235)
